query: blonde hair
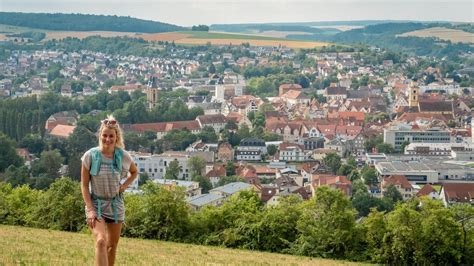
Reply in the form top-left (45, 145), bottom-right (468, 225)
top-left (98, 114), bottom-right (125, 149)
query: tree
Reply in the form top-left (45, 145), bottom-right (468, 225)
top-left (376, 143), bottom-right (394, 154)
top-left (415, 199), bottom-right (463, 265)
top-left (208, 63), bottom-right (216, 74)
top-left (192, 175), bottom-right (212, 193)
top-left (362, 166), bottom-right (378, 186)
top-left (0, 133), bottom-right (24, 172)
top-left (225, 161), bottom-right (235, 177)
top-left (0, 165), bottom-right (31, 187)
top-left (292, 186), bottom-right (358, 258)
top-left (122, 182), bottom-right (190, 240)
top-left (323, 152), bottom-right (342, 174)
top-left (346, 156), bottom-right (357, 168)
top-left (337, 164), bottom-right (354, 176)
top-left (217, 175), bottom-right (243, 186)
top-left (236, 124), bottom-right (251, 140)
top-left (30, 177), bottom-right (84, 231)
top-left (365, 135), bottom-right (383, 152)
top-left (251, 111), bottom-right (266, 128)
top-left (224, 120), bottom-right (238, 131)
top-left (267, 144), bottom-right (278, 157)
top-left (383, 184), bottom-right (403, 203)
top-left (347, 170), bottom-right (360, 182)
top-left (257, 195), bottom-right (303, 252)
top-left (32, 150), bottom-right (63, 181)
top-left (400, 141), bottom-right (410, 153)
top-left (124, 132), bottom-right (148, 151)
top-left (197, 126), bottom-right (218, 143)
top-left (1, 184), bottom-right (41, 226)
top-left (382, 203), bottom-right (422, 265)
top-left (138, 172), bottom-right (149, 187)
top-left (18, 134), bottom-right (45, 155)
top-left (363, 209), bottom-right (388, 262)
top-left (162, 129), bottom-right (197, 151)
top-left (188, 156), bottom-right (206, 178)
top-left (451, 203), bottom-right (474, 265)
top-left (165, 160), bottom-right (181, 180)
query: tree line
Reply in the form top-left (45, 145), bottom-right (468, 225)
top-left (0, 177), bottom-right (472, 264)
top-left (0, 12), bottom-right (184, 33)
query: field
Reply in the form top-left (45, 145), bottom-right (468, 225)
top-left (0, 225), bottom-right (359, 265)
top-left (0, 24), bottom-right (331, 48)
top-left (399, 27), bottom-right (474, 44)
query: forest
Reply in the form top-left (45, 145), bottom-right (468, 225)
top-left (0, 12), bottom-right (185, 33)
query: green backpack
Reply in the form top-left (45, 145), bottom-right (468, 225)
top-left (89, 147), bottom-right (123, 176)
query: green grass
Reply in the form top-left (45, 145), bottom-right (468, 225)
top-left (0, 23), bottom-right (46, 34)
top-left (179, 30), bottom-right (287, 41)
top-left (0, 225), bottom-right (360, 265)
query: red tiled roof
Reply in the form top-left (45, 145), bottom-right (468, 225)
top-left (49, 124), bottom-right (76, 138)
top-left (110, 84), bottom-right (144, 92)
top-left (279, 142), bottom-right (304, 151)
top-left (311, 174), bottom-right (352, 196)
top-left (197, 114), bottom-right (226, 125)
top-left (338, 111), bottom-right (365, 121)
top-left (282, 90), bottom-right (305, 99)
top-left (231, 95), bottom-right (257, 108)
top-left (125, 120), bottom-right (201, 133)
top-left (397, 112), bottom-right (452, 122)
top-left (279, 83), bottom-right (302, 90)
top-left (226, 112), bottom-right (244, 123)
top-left (254, 166), bottom-right (277, 175)
top-left (383, 175), bottom-right (413, 190)
top-left (416, 184), bottom-right (437, 197)
top-left (443, 183), bottom-right (474, 203)
top-left (326, 86), bottom-right (347, 95)
top-left (206, 165), bottom-right (226, 177)
top-left (260, 185), bottom-right (278, 203)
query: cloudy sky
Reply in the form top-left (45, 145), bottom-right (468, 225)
top-left (1, 0), bottom-right (472, 26)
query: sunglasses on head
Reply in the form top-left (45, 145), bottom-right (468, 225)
top-left (102, 119), bottom-right (117, 127)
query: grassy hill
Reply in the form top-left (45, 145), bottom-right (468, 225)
top-left (0, 225), bottom-right (359, 265)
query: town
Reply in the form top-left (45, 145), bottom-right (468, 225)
top-left (1, 28), bottom-right (473, 264)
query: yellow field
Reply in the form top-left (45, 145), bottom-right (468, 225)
top-left (0, 225), bottom-right (360, 265)
top-left (400, 27), bottom-right (474, 44)
top-left (0, 25), bottom-right (330, 48)
top-left (175, 38), bottom-right (328, 48)
top-left (217, 30), bottom-right (313, 38)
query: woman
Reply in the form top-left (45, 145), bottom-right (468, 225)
top-left (81, 115), bottom-right (138, 266)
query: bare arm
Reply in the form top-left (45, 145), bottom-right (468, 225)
top-left (119, 162), bottom-right (138, 192)
top-left (81, 164), bottom-right (94, 210)
top-left (81, 164), bottom-right (97, 228)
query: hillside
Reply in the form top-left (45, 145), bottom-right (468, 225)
top-left (0, 12), bottom-right (185, 33)
top-left (399, 27), bottom-right (474, 44)
top-left (0, 225), bottom-right (358, 265)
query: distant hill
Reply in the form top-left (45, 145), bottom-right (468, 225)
top-left (0, 12), bottom-right (185, 33)
top-left (210, 23), bottom-right (341, 34)
top-left (209, 20), bottom-right (421, 33)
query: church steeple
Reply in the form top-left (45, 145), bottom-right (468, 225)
top-left (408, 82), bottom-right (419, 108)
top-left (146, 75), bottom-right (160, 110)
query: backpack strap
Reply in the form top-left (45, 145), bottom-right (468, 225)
top-left (113, 148), bottom-right (123, 172)
top-left (90, 147), bottom-right (102, 176)
top-left (90, 147), bottom-right (123, 176)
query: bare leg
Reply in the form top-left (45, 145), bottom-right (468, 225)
top-left (91, 219), bottom-right (108, 266)
top-left (106, 222), bottom-right (123, 266)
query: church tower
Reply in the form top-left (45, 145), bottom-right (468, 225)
top-left (408, 82), bottom-right (419, 108)
top-left (146, 76), bottom-right (160, 110)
